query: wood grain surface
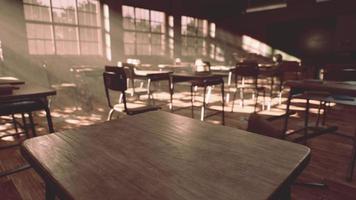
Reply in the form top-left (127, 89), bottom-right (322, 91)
top-left (21, 111), bottom-right (310, 200)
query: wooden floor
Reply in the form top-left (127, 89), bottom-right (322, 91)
top-left (1, 86), bottom-right (356, 200)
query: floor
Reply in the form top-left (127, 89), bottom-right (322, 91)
top-left (1, 81), bottom-right (356, 200)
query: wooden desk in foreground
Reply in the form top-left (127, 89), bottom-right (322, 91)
top-left (22, 111), bottom-right (310, 200)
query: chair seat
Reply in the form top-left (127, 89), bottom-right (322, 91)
top-left (113, 104), bottom-right (160, 115)
top-left (0, 100), bottom-right (44, 116)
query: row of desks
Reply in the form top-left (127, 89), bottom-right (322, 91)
top-left (10, 75), bottom-right (356, 199)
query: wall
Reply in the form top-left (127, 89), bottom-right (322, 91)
top-left (232, 0), bottom-right (356, 65)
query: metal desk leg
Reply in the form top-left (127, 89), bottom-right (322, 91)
top-left (45, 182), bottom-right (55, 200)
top-left (44, 106), bottom-right (54, 133)
top-left (304, 99), bottom-right (310, 144)
top-left (282, 92), bottom-right (293, 139)
top-left (221, 82), bottom-right (225, 125)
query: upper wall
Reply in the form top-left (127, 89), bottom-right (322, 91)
top-left (231, 0), bottom-right (356, 64)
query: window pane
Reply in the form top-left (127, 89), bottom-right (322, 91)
top-left (53, 8), bottom-right (77, 24)
top-left (136, 19), bottom-right (149, 31)
top-left (79, 27), bottom-right (99, 42)
top-left (55, 25), bottom-right (78, 40)
top-left (151, 34), bottom-right (163, 44)
top-left (151, 22), bottom-right (164, 33)
top-left (122, 5), bottom-right (134, 18)
top-left (56, 41), bottom-right (79, 55)
top-left (81, 42), bottom-right (100, 55)
top-left (123, 18), bottom-right (135, 30)
top-left (197, 19), bottom-right (208, 37)
top-left (24, 0), bottom-right (50, 6)
top-left (28, 39), bottom-right (55, 55)
top-left (150, 10), bottom-right (164, 23)
top-left (77, 0), bottom-right (99, 13)
top-left (124, 44), bottom-right (135, 55)
top-left (26, 23), bottom-right (53, 39)
top-left (135, 8), bottom-right (149, 20)
top-left (24, 5), bottom-right (52, 22)
top-left (78, 12), bottom-right (99, 26)
top-left (124, 32), bottom-right (135, 43)
top-left (136, 44), bottom-right (150, 55)
top-left (210, 23), bottom-right (216, 38)
top-left (136, 32), bottom-right (149, 44)
top-left (52, 0), bottom-right (76, 9)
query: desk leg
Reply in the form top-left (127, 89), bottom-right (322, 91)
top-left (190, 85), bottom-right (194, 118)
top-left (278, 185), bottom-right (291, 200)
top-left (201, 86), bottom-right (207, 121)
top-left (45, 182), bottom-right (55, 200)
top-left (348, 127), bottom-right (356, 181)
top-left (168, 78), bottom-right (172, 110)
top-left (282, 92), bottom-right (293, 138)
top-left (45, 106), bottom-right (55, 133)
top-left (221, 82), bottom-right (225, 125)
top-left (304, 99), bottom-right (310, 144)
top-left (170, 81), bottom-right (174, 112)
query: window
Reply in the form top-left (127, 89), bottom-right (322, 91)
top-left (122, 5), bottom-right (165, 56)
top-left (181, 16), bottom-right (208, 56)
top-left (23, 0), bottom-right (103, 56)
top-left (168, 16), bottom-right (174, 58)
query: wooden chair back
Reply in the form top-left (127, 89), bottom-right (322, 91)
top-left (235, 61), bottom-right (259, 88)
top-left (103, 66), bottom-right (128, 111)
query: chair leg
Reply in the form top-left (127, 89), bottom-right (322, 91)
top-left (278, 91), bottom-right (282, 105)
top-left (107, 109), bottom-right (114, 121)
top-left (304, 99), bottom-right (311, 145)
top-left (254, 91), bottom-right (259, 113)
top-left (206, 86), bottom-right (212, 104)
top-left (221, 83), bottom-right (225, 125)
top-left (347, 128), bottom-right (356, 182)
top-left (282, 92), bottom-right (293, 139)
top-left (190, 85), bottom-right (194, 118)
top-left (11, 114), bottom-right (19, 138)
top-left (231, 88), bottom-right (238, 112)
top-left (262, 91), bottom-right (266, 111)
top-left (28, 112), bottom-right (37, 137)
top-left (119, 93), bottom-right (123, 104)
top-left (201, 86), bottom-right (207, 121)
top-left (240, 88), bottom-right (244, 107)
top-left (321, 101), bottom-right (329, 126)
top-left (21, 113), bottom-right (30, 139)
top-left (147, 79), bottom-right (151, 105)
top-left (315, 101), bottom-right (323, 127)
top-left (170, 81), bottom-right (174, 111)
top-left (44, 106), bottom-right (55, 133)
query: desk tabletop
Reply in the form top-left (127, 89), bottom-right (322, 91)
top-left (134, 70), bottom-right (172, 76)
top-left (286, 79), bottom-right (356, 97)
top-left (22, 111), bottom-right (310, 200)
top-left (0, 77), bottom-right (25, 85)
top-left (0, 84), bottom-right (56, 101)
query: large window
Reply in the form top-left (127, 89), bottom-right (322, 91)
top-left (181, 16), bottom-right (208, 56)
top-left (23, 0), bottom-right (103, 55)
top-left (122, 5), bottom-right (165, 56)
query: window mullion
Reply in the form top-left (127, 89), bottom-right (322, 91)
top-left (49, 0), bottom-right (57, 55)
